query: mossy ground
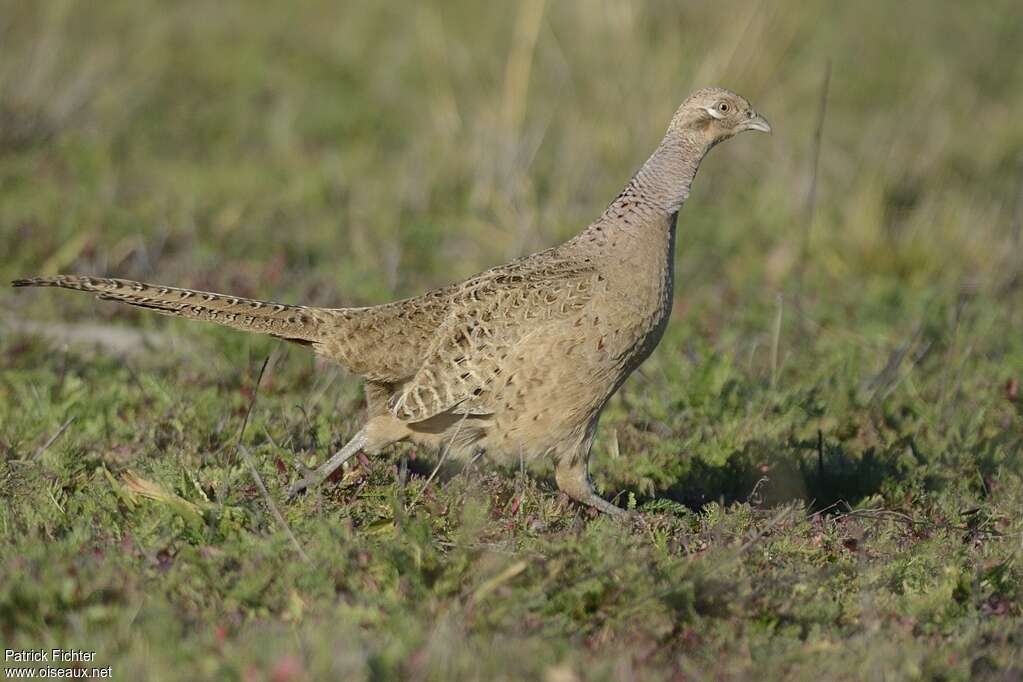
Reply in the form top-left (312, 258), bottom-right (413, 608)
top-left (2, 1), bottom-right (1022, 679)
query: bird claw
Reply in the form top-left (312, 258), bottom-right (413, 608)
top-left (287, 467), bottom-right (321, 501)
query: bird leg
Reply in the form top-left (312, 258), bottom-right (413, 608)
top-left (555, 456), bottom-right (626, 516)
top-left (287, 426), bottom-right (368, 500)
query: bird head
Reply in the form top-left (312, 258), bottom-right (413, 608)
top-left (669, 87), bottom-right (771, 145)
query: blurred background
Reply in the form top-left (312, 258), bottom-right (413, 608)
top-left (2, 0), bottom-right (1020, 306)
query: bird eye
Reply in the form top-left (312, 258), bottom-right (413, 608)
top-left (718, 102), bottom-right (729, 113)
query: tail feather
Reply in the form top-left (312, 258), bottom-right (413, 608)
top-left (12, 275), bottom-right (326, 344)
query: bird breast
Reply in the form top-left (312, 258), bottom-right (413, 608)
top-left (596, 213), bottom-right (678, 372)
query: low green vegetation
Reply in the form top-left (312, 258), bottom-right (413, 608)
top-left (2, 1), bottom-right (1021, 679)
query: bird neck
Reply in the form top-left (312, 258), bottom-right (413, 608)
top-left (601, 130), bottom-right (708, 223)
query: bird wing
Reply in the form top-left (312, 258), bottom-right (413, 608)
top-left (387, 260), bottom-right (598, 423)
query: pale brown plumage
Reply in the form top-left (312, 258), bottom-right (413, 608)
top-left (13, 87), bottom-right (770, 514)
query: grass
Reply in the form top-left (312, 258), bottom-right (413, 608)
top-left (2, 0), bottom-right (1022, 679)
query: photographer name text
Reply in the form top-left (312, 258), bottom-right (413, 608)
top-left (6, 650), bottom-right (96, 664)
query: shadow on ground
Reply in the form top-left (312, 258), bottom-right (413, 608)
top-left (655, 435), bottom-right (920, 512)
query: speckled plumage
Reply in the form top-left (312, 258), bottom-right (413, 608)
top-left (13, 87), bottom-right (770, 514)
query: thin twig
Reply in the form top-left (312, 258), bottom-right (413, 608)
top-left (746, 476), bottom-right (770, 506)
top-left (805, 499), bottom-right (846, 521)
top-left (235, 356), bottom-right (269, 448)
top-left (235, 354), bottom-right (310, 563)
top-left (305, 364), bottom-right (338, 414)
top-left (470, 448), bottom-right (487, 468)
top-left (1012, 155), bottom-right (1023, 248)
top-left (738, 503), bottom-right (799, 554)
top-left (397, 455), bottom-right (409, 500)
top-left (864, 322), bottom-right (927, 404)
top-left (832, 506), bottom-right (1004, 540)
top-left (462, 446), bottom-right (487, 479)
top-left (770, 293), bottom-right (783, 387)
top-left (795, 60), bottom-right (832, 314)
top-left (816, 429), bottom-right (824, 478)
top-left (30, 416), bottom-right (75, 461)
top-left (239, 444), bottom-right (310, 563)
top-left (406, 413), bottom-right (468, 513)
top-left (1003, 154), bottom-right (1023, 294)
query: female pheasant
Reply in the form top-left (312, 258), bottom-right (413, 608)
top-left (14, 87), bottom-right (770, 514)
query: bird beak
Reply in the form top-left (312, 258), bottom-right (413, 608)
top-left (744, 112), bottom-right (772, 134)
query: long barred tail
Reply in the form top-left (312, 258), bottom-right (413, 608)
top-left (12, 275), bottom-right (326, 345)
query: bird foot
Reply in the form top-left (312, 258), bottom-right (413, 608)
top-left (580, 492), bottom-right (630, 517)
top-left (287, 463), bottom-right (321, 501)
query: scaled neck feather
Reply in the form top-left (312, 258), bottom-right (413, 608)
top-left (595, 129), bottom-right (708, 229)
